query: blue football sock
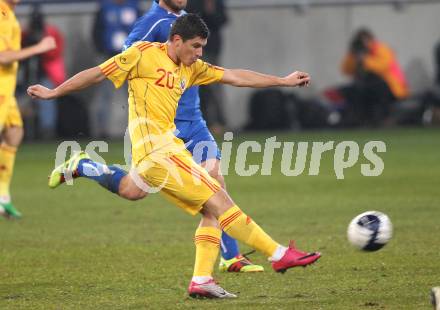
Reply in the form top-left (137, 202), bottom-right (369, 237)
top-left (77, 159), bottom-right (126, 194)
top-left (220, 231), bottom-right (240, 260)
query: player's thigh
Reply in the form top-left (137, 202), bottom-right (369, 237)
top-left (139, 151), bottom-right (222, 216)
top-left (201, 158), bottom-right (225, 189)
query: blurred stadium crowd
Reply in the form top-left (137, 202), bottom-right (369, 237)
top-left (11, 0), bottom-right (440, 140)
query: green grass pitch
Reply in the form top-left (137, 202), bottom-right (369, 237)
top-left (1, 127), bottom-right (439, 309)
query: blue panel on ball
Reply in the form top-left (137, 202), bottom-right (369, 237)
top-left (357, 214), bottom-right (380, 231)
top-left (363, 242), bottom-right (385, 251)
top-left (357, 214), bottom-right (384, 251)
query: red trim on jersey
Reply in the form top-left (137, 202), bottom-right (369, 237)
top-left (170, 155), bottom-right (220, 192)
top-left (170, 156), bottom-right (219, 193)
top-left (136, 42), bottom-right (151, 50)
top-left (169, 155), bottom-right (220, 193)
top-left (140, 43), bottom-right (154, 51)
top-left (102, 62), bottom-right (118, 76)
top-left (105, 66), bottom-right (118, 76)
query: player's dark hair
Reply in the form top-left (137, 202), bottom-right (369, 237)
top-left (169, 14), bottom-right (210, 42)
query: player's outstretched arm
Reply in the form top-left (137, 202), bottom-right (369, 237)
top-left (221, 69), bottom-right (311, 88)
top-left (0, 37), bottom-right (56, 66)
top-left (27, 66), bottom-right (106, 100)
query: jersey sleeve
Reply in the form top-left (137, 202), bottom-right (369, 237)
top-left (98, 44), bottom-right (142, 88)
top-left (189, 60), bottom-right (225, 87)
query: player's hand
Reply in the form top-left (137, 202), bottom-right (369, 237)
top-left (27, 84), bottom-right (56, 100)
top-left (37, 36), bottom-right (56, 54)
top-left (283, 71), bottom-right (311, 87)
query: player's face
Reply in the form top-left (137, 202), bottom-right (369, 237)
top-left (176, 36), bottom-right (207, 66)
top-left (162, 0), bottom-right (187, 12)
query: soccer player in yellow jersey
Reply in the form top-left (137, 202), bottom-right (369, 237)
top-left (0, 0), bottom-right (55, 218)
top-left (28, 14), bottom-right (321, 298)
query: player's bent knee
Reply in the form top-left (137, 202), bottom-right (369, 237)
top-left (119, 187), bottom-right (148, 201)
top-left (118, 174), bottom-right (149, 201)
top-left (202, 189), bottom-right (235, 218)
top-left (199, 209), bottom-right (220, 228)
top-left (199, 207), bottom-right (216, 220)
top-left (119, 191), bottom-right (147, 201)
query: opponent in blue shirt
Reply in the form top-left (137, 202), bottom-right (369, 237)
top-left (124, 0), bottom-right (263, 273)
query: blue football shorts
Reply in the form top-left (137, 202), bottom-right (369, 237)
top-left (175, 119), bottom-right (221, 164)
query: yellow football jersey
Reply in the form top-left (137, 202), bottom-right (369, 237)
top-left (99, 41), bottom-right (224, 166)
top-left (0, 0), bottom-right (21, 96)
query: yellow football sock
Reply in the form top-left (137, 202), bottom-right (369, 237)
top-left (219, 205), bottom-right (279, 257)
top-left (0, 144), bottom-right (17, 197)
top-left (193, 226), bottom-right (222, 277)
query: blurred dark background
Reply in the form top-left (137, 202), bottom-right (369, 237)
top-left (12, 0), bottom-right (440, 140)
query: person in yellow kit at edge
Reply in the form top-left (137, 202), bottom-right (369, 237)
top-left (0, 0), bottom-right (55, 218)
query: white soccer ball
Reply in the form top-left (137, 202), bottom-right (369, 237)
top-left (347, 211), bottom-right (393, 251)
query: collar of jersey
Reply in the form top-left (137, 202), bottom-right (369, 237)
top-left (163, 43), bottom-right (181, 66)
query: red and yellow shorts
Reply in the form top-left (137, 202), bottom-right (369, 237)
top-left (137, 149), bottom-right (221, 215)
top-left (0, 95), bottom-right (23, 130)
